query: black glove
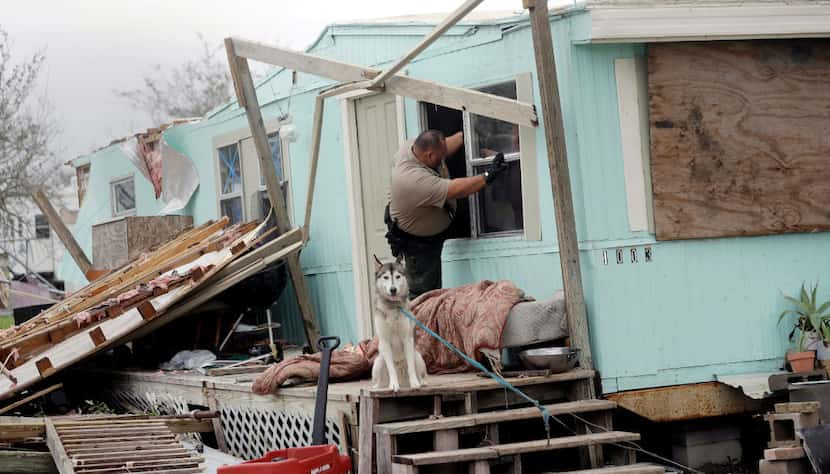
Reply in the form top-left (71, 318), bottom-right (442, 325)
top-left (484, 153), bottom-right (507, 185)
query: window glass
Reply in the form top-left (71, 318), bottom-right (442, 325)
top-left (220, 196), bottom-right (244, 225)
top-left (261, 133), bottom-right (284, 186)
top-left (470, 82), bottom-right (520, 159)
top-left (473, 160), bottom-right (523, 234)
top-left (218, 144), bottom-right (242, 195)
top-left (35, 215), bottom-right (50, 239)
top-left (112, 178), bottom-right (136, 216)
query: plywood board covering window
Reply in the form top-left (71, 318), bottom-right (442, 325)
top-left (648, 39), bottom-right (830, 240)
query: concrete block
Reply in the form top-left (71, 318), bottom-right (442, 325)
top-left (764, 447), bottom-right (805, 461)
top-left (775, 402), bottom-right (820, 414)
top-left (758, 459), bottom-right (812, 474)
top-left (672, 439), bottom-right (741, 469)
top-left (765, 412), bottom-right (819, 448)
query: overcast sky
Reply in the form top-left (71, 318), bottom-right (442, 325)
top-left (4, 0), bottom-right (570, 162)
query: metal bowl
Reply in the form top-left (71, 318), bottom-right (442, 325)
top-left (518, 347), bottom-right (580, 373)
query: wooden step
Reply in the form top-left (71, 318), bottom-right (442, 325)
top-left (376, 399), bottom-right (617, 435)
top-left (556, 463), bottom-right (665, 473)
top-left (365, 369), bottom-right (595, 398)
top-left (393, 431), bottom-right (640, 466)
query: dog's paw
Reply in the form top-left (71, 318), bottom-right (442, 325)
top-left (390, 382), bottom-right (401, 392)
top-left (409, 378), bottom-right (422, 390)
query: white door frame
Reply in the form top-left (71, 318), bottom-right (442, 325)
top-left (341, 90), bottom-right (407, 340)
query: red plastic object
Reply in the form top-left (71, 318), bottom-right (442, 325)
top-left (218, 445), bottom-right (352, 474)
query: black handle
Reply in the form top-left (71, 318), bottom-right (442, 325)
top-left (311, 336), bottom-right (340, 445)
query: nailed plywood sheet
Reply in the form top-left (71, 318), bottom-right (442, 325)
top-left (648, 40), bottom-right (830, 240)
top-left (93, 216), bottom-right (193, 270)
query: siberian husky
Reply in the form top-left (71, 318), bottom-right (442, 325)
top-left (371, 255), bottom-right (427, 391)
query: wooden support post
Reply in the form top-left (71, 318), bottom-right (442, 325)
top-left (203, 385), bottom-right (228, 454)
top-left (225, 38), bottom-right (321, 348)
top-left (31, 189), bottom-right (93, 279)
top-left (303, 95), bottom-right (325, 243)
top-left (377, 432), bottom-right (396, 474)
top-left (359, 396), bottom-right (380, 474)
top-left (368, 0), bottom-right (485, 89)
top-left (525, 0), bottom-right (593, 370)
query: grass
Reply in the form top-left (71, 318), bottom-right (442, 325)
top-left (0, 315), bottom-right (13, 329)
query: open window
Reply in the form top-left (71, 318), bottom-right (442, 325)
top-left (420, 75), bottom-right (537, 240)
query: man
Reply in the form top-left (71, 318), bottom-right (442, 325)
top-left (385, 129), bottom-right (508, 298)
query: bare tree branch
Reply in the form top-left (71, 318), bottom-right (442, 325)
top-left (0, 26), bottom-right (59, 231)
top-left (115, 34), bottom-right (232, 123)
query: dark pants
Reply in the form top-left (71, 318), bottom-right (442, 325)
top-left (402, 240), bottom-right (445, 299)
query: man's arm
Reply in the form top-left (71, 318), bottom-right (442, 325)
top-left (447, 175), bottom-right (486, 199)
top-left (446, 131), bottom-right (464, 156)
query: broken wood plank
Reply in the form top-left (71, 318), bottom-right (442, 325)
top-left (0, 383), bottom-right (63, 415)
top-left (32, 189), bottom-right (93, 278)
top-left (303, 95), bottom-right (325, 243)
top-left (368, 0), bottom-right (484, 88)
top-left (227, 38), bottom-right (537, 128)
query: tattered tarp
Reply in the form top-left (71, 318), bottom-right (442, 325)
top-left (121, 136), bottom-right (199, 214)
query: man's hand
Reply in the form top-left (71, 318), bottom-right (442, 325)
top-left (484, 153), bottom-right (508, 185)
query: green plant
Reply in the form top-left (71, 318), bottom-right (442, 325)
top-left (779, 283), bottom-right (830, 351)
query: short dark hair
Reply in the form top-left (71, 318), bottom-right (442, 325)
top-left (413, 129), bottom-right (445, 152)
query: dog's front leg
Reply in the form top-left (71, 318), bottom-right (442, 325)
top-left (379, 342), bottom-right (401, 391)
top-left (403, 330), bottom-right (422, 389)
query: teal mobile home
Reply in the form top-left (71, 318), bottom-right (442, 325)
top-left (63, 2), bottom-right (830, 404)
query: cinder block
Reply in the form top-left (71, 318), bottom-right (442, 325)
top-left (764, 447), bottom-right (805, 461)
top-left (765, 412), bottom-right (819, 448)
top-left (672, 439), bottom-right (741, 469)
top-left (775, 401), bottom-right (820, 414)
top-left (758, 459), bottom-right (812, 474)
top-left (671, 424), bottom-right (741, 447)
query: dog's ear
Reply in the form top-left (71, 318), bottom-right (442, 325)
top-left (373, 254), bottom-right (383, 272)
top-left (395, 254), bottom-right (404, 266)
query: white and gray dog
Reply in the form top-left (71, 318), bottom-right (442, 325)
top-left (371, 255), bottom-right (427, 391)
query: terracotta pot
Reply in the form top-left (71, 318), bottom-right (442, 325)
top-left (787, 350), bottom-right (816, 373)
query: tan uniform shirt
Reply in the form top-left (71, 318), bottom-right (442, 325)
top-left (389, 141), bottom-right (456, 237)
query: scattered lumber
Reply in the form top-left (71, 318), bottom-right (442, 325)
top-left (46, 416), bottom-right (205, 473)
top-left (0, 217), bottom-right (280, 401)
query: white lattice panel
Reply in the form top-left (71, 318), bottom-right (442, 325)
top-left (221, 405), bottom-right (342, 460)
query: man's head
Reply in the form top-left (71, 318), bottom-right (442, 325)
top-left (412, 129), bottom-right (448, 169)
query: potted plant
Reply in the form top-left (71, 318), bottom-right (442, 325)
top-left (778, 283), bottom-right (830, 372)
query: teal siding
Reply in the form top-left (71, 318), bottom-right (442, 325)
top-left (61, 12), bottom-right (826, 394)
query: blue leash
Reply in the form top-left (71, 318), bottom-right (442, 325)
top-left (400, 308), bottom-right (552, 441)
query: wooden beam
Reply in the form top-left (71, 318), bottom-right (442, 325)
top-left (228, 38), bottom-right (537, 128)
top-left (230, 37), bottom-right (378, 84)
top-left (0, 451), bottom-right (57, 474)
top-left (0, 383), bottom-right (62, 415)
top-left (31, 189), bottom-right (93, 278)
top-left (369, 0), bottom-right (485, 88)
top-left (45, 418), bottom-right (74, 474)
top-left (303, 95), bottom-right (325, 243)
top-left (525, 0), bottom-right (593, 369)
top-left (225, 38), bottom-right (321, 348)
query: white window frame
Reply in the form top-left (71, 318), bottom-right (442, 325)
top-left (418, 73), bottom-right (540, 241)
top-left (110, 175), bottom-right (136, 217)
top-left (257, 131), bottom-right (293, 223)
top-left (216, 142), bottom-right (245, 224)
